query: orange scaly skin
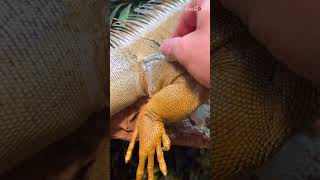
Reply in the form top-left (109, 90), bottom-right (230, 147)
top-left (124, 70), bottom-right (208, 180)
top-left (125, 107), bottom-right (170, 180)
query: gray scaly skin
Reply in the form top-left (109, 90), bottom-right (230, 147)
top-left (0, 0), bottom-right (106, 173)
top-left (212, 0), bottom-right (320, 179)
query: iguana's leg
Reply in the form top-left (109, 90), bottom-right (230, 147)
top-left (125, 75), bottom-right (208, 180)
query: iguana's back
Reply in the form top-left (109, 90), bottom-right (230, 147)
top-left (109, 0), bottom-right (187, 115)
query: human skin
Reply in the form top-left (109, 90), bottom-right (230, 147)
top-left (160, 0), bottom-right (210, 88)
top-left (219, 0), bottom-right (320, 84)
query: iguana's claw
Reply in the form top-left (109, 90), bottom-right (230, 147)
top-left (156, 144), bottom-right (167, 176)
top-left (125, 107), bottom-right (170, 180)
top-left (161, 133), bottom-right (171, 151)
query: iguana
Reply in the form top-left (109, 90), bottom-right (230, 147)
top-left (0, 0), bottom-right (107, 175)
top-left (212, 0), bottom-right (320, 179)
top-left (110, 0), bottom-right (209, 179)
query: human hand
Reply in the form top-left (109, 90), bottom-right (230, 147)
top-left (160, 0), bottom-right (210, 88)
top-left (125, 106), bottom-right (171, 180)
top-left (219, 0), bottom-right (320, 84)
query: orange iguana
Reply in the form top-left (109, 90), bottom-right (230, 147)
top-left (110, 0), bottom-right (209, 179)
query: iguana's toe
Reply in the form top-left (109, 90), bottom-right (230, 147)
top-left (156, 144), bottom-right (168, 176)
top-left (136, 152), bottom-right (147, 180)
top-left (147, 151), bottom-right (155, 180)
top-left (125, 127), bottom-right (138, 164)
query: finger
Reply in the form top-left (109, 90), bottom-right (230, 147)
top-left (160, 36), bottom-right (189, 64)
top-left (160, 31), bottom-right (206, 72)
top-left (136, 152), bottom-right (147, 180)
top-left (171, 0), bottom-right (206, 37)
top-left (147, 150), bottom-right (155, 180)
top-left (156, 143), bottom-right (168, 176)
top-left (171, 6), bottom-right (196, 37)
top-left (161, 132), bottom-right (171, 151)
top-left (125, 127), bottom-right (138, 163)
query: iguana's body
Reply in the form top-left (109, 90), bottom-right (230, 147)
top-left (110, 1), bottom-right (205, 116)
top-left (110, 0), bottom-right (208, 179)
top-left (212, 1), bottom-right (320, 179)
top-left (0, 0), bottom-right (106, 174)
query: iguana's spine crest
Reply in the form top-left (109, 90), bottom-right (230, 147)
top-left (110, 0), bottom-right (187, 50)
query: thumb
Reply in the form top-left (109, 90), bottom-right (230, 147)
top-left (160, 37), bottom-right (188, 66)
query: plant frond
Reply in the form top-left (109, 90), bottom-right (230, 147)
top-left (110, 0), bottom-right (188, 50)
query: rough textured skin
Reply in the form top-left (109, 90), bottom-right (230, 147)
top-left (111, 98), bottom-right (210, 148)
top-left (212, 1), bottom-right (320, 179)
top-left (0, 0), bottom-right (106, 174)
top-left (110, 1), bottom-right (209, 179)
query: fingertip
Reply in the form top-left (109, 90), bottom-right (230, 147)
top-left (160, 37), bottom-right (184, 60)
top-left (160, 38), bottom-right (178, 56)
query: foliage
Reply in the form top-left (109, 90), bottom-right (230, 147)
top-left (109, 0), bottom-right (150, 26)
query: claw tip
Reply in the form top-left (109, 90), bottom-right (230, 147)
top-left (162, 146), bottom-right (170, 151)
top-left (163, 171), bottom-right (168, 176)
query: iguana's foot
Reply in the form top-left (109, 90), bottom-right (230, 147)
top-left (125, 106), bottom-right (170, 180)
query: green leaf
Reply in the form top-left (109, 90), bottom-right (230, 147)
top-left (109, 3), bottom-right (125, 26)
top-left (119, 4), bottom-right (132, 23)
